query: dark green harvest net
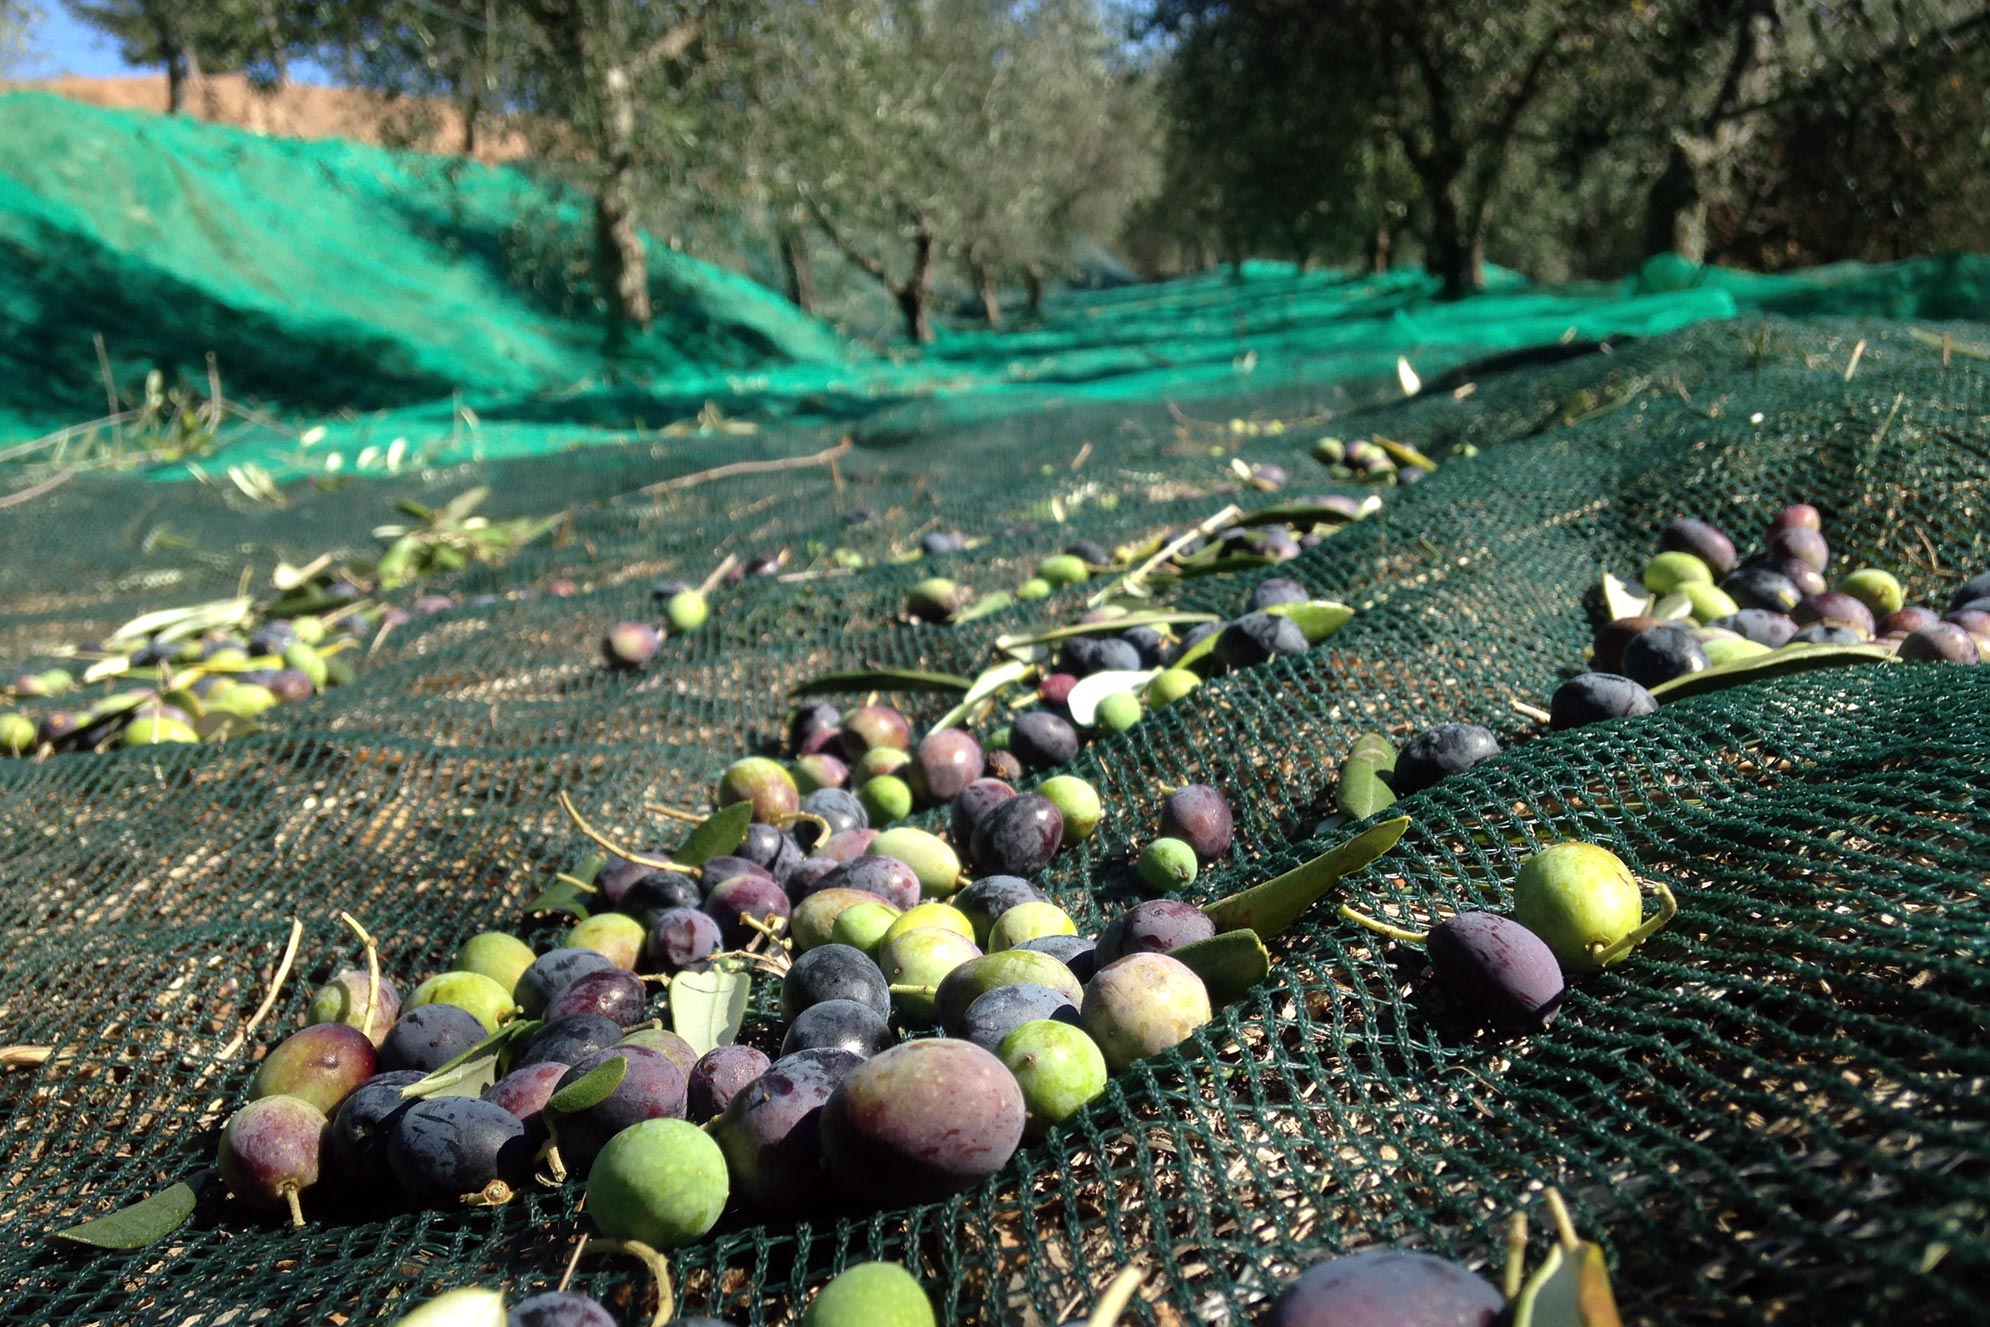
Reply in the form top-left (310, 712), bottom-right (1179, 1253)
top-left (2, 316), bottom-right (1987, 1327)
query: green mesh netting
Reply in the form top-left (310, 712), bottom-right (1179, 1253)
top-left (2, 313), bottom-right (1987, 1326)
top-left (12, 94), bottom-right (1990, 481)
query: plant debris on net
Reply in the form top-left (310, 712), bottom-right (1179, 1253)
top-left (0, 316), bottom-right (1986, 1326)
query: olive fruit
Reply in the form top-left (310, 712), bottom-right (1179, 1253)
top-left (702, 873), bottom-right (791, 947)
top-left (0, 712), bottom-right (34, 755)
top-left (1722, 564), bottom-right (1801, 613)
top-left (307, 968), bottom-right (403, 1046)
top-left (249, 1023), bottom-right (377, 1115)
top-left (986, 901), bottom-right (1078, 951)
top-left (797, 787), bottom-right (868, 850)
top-left (1267, 1250), bottom-right (1504, 1327)
top-left (933, 949), bottom-right (1085, 1033)
top-left (218, 1095), bottom-right (327, 1222)
top-left (328, 1070), bottom-right (423, 1176)
top-left (793, 890), bottom-right (891, 952)
top-left (1880, 606), bottom-right (1939, 636)
top-left (549, 1046), bottom-right (688, 1175)
top-left (514, 1014), bottom-right (623, 1070)
top-left (782, 999), bottom-right (895, 1059)
top-left (878, 926), bottom-right (981, 1022)
top-left (378, 1003), bottom-right (489, 1074)
top-left (998, 1019), bottom-right (1107, 1137)
top-left (1042, 779), bottom-right (1106, 839)
top-left (1590, 615), bottom-right (1666, 672)
top-left (819, 1039), bottom-right (1026, 1206)
top-left (813, 854), bottom-right (921, 910)
top-left (1791, 624), bottom-right (1861, 645)
top-left (1094, 691), bottom-right (1143, 732)
top-left (1767, 525), bottom-right (1829, 572)
top-left (1015, 934), bottom-right (1098, 982)
top-left (1015, 577), bottom-right (1052, 601)
top-left (1706, 609), bottom-right (1800, 648)
top-left (1081, 954), bottom-right (1212, 1071)
top-left (950, 777), bottom-right (1016, 846)
top-left (1900, 622), bottom-right (1980, 663)
top-left (1641, 551), bottom-right (1712, 595)
top-left (716, 756), bottom-right (800, 824)
top-left (1840, 568), bottom-right (1904, 616)
top-left (586, 1118), bottom-right (728, 1249)
top-left (1679, 582), bottom-right (1740, 624)
top-left (1768, 503), bottom-right (1821, 533)
top-left (542, 968), bottom-right (647, 1027)
top-left (1392, 725), bottom-right (1501, 796)
top-left (646, 907), bottom-right (723, 974)
top-left (511, 1292), bottom-right (616, 1327)
top-left (1095, 899), bottom-right (1216, 966)
top-left (841, 705), bottom-right (912, 756)
top-left (685, 1044), bottom-right (771, 1123)
top-left (1158, 784), bottom-right (1233, 860)
top-left (801, 1262), bottom-right (936, 1327)
top-left (1036, 554), bottom-right (1089, 586)
top-left (1145, 668), bottom-right (1201, 707)
top-left (970, 793), bottom-right (1065, 878)
top-left (794, 753), bottom-right (850, 793)
top-left (783, 943), bottom-right (891, 1019)
top-left (1427, 912), bottom-right (1565, 1031)
top-left (954, 874), bottom-right (1046, 945)
top-left (482, 1062), bottom-right (569, 1141)
top-left (601, 623), bottom-right (660, 670)
top-left (1216, 612), bottom-right (1308, 668)
top-left (1248, 577), bottom-right (1309, 611)
top-left (389, 1096), bottom-right (535, 1204)
top-left (881, 902), bottom-right (975, 949)
top-left (711, 1047), bottom-right (862, 1214)
top-left (453, 933), bottom-right (536, 997)
top-left (960, 984), bottom-right (1080, 1052)
top-left (1549, 673), bottom-right (1657, 730)
top-left (858, 775), bottom-right (913, 825)
top-left (869, 827), bottom-right (962, 898)
top-left (1794, 591), bottom-right (1875, 637)
top-left (662, 589), bottom-right (709, 634)
top-left (1512, 841), bottom-right (1669, 972)
top-left (1009, 711), bottom-right (1080, 770)
top-left (907, 728), bottom-right (983, 803)
top-left (1658, 518), bottom-right (1737, 575)
top-left (1618, 624), bottom-right (1708, 689)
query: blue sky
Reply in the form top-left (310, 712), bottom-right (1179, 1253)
top-left (13, 6), bottom-right (133, 79)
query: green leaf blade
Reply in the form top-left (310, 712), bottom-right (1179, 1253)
top-left (1202, 817), bottom-right (1410, 940)
top-left (49, 1177), bottom-right (203, 1250)
top-left (789, 668), bottom-right (974, 697)
top-left (1648, 642), bottom-right (1893, 702)
top-left (1171, 931), bottom-right (1272, 1006)
top-left (1335, 732), bottom-right (1398, 821)
top-left (678, 803), bottom-right (752, 867)
top-left (545, 1054), bottom-right (628, 1116)
top-left (670, 968), bottom-right (750, 1057)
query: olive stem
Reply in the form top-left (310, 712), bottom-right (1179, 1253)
top-left (1543, 1187), bottom-right (1580, 1252)
top-left (337, 911), bottom-right (382, 1040)
top-left (556, 1236), bottom-right (587, 1293)
top-left (1337, 904), bottom-right (1429, 946)
top-left (555, 872), bottom-right (601, 895)
top-left (282, 1184), bottom-right (305, 1229)
top-left (1084, 1262), bottom-right (1148, 1327)
top-left (888, 983), bottom-right (937, 998)
top-left (558, 792), bottom-right (702, 878)
top-left (695, 555), bottom-right (738, 599)
top-left (1503, 1212), bottom-right (1528, 1300)
top-left (218, 917), bottom-right (304, 1060)
top-left (586, 1238), bottom-right (676, 1327)
top-left (790, 813), bottom-right (833, 846)
top-left (1592, 882), bottom-right (1679, 966)
top-left (645, 803), bottom-right (707, 824)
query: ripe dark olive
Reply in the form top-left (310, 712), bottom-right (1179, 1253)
top-left (1427, 912), bottom-right (1566, 1032)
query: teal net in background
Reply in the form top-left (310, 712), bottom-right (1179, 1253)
top-left (0, 314), bottom-right (1987, 1326)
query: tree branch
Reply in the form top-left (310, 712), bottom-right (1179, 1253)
top-left (624, 17), bottom-right (702, 77)
top-left (802, 194), bottom-right (898, 290)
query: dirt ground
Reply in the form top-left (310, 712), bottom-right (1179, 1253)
top-left (3, 71), bottom-right (530, 162)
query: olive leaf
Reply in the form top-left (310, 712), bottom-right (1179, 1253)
top-left (526, 853), bottom-right (602, 920)
top-left (1236, 498), bottom-right (1373, 528)
top-left (1335, 732), bottom-right (1398, 821)
top-left (954, 591), bottom-right (1014, 624)
top-left (1172, 627), bottom-right (1226, 676)
top-left (1510, 1240), bottom-right (1623, 1327)
top-left (48, 1173), bottom-right (206, 1250)
top-left (676, 804), bottom-right (752, 868)
top-left (1648, 642), bottom-right (1893, 702)
top-left (670, 968), bottom-right (750, 1057)
top-left (544, 1055), bottom-right (628, 1116)
top-left (400, 1021), bottom-right (538, 1099)
top-left (1263, 600), bottom-right (1355, 644)
top-left (1600, 573), bottom-right (1651, 622)
top-left (929, 658), bottom-right (1033, 734)
top-left (1064, 669), bottom-right (1159, 727)
top-left (789, 668), bottom-right (974, 697)
top-left (1371, 435), bottom-right (1439, 471)
top-left (1202, 817), bottom-right (1411, 939)
top-left (1171, 931), bottom-right (1272, 1006)
top-left (995, 611), bottom-right (1218, 650)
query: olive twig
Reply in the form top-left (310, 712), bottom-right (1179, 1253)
top-left (556, 1236), bottom-right (588, 1293)
top-left (218, 917), bottom-right (305, 1060)
top-left (644, 803), bottom-right (706, 824)
top-left (1542, 1187), bottom-right (1580, 1252)
top-left (1590, 882), bottom-right (1679, 966)
top-left (1337, 904), bottom-right (1430, 945)
top-left (555, 872), bottom-right (601, 895)
top-left (337, 911), bottom-right (382, 1040)
top-left (585, 1237), bottom-right (676, 1327)
top-left (1503, 1212), bottom-right (1528, 1300)
top-left (695, 555), bottom-right (739, 599)
top-left (1084, 1261), bottom-right (1148, 1327)
top-left (558, 792), bottom-right (701, 878)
